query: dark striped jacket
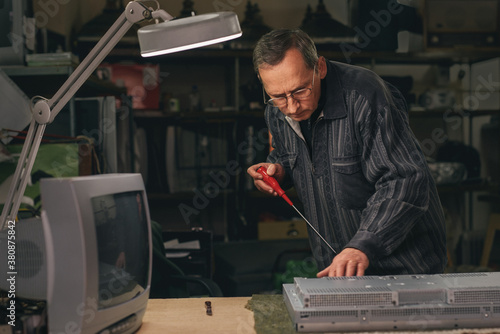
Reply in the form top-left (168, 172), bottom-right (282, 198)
top-left (265, 60), bottom-right (447, 275)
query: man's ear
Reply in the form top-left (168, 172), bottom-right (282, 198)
top-left (318, 56), bottom-right (327, 79)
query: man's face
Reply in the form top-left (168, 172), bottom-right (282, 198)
top-left (259, 48), bottom-right (326, 122)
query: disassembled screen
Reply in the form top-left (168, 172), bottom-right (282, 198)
top-left (284, 272), bottom-right (500, 332)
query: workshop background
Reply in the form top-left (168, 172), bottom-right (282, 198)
top-left (1, 0), bottom-right (500, 296)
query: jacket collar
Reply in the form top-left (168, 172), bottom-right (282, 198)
top-left (322, 60), bottom-right (348, 120)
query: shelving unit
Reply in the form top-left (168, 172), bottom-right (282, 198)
top-left (2, 41), bottom-right (498, 265)
top-left (132, 102), bottom-right (268, 241)
top-left (1, 65), bottom-right (131, 177)
top-left (45, 46), bottom-right (499, 247)
top-left (110, 46), bottom-right (500, 245)
top-left (1, 65), bottom-right (126, 136)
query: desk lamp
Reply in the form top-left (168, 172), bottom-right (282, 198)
top-left (0, 1), bottom-right (241, 229)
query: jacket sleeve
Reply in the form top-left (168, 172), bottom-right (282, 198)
top-left (264, 106), bottom-right (295, 190)
top-left (345, 84), bottom-right (432, 260)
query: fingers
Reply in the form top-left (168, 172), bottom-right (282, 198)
top-left (246, 164), bottom-right (265, 178)
top-left (316, 267), bottom-right (329, 278)
top-left (256, 180), bottom-right (276, 195)
top-left (246, 163), bottom-right (281, 195)
top-left (356, 262), bottom-right (366, 276)
top-left (247, 163), bottom-right (274, 195)
top-left (346, 260), bottom-right (364, 277)
top-left (317, 262), bottom-right (362, 278)
top-left (266, 163), bottom-right (276, 176)
top-left (246, 163), bottom-right (280, 178)
top-left (316, 248), bottom-right (369, 277)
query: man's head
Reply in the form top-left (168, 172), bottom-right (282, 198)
top-left (253, 29), bottom-right (327, 121)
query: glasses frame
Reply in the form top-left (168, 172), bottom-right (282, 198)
top-left (262, 64), bottom-right (317, 108)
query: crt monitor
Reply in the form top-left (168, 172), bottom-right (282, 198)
top-left (0, 173), bottom-right (152, 333)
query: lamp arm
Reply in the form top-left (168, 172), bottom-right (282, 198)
top-left (47, 1), bottom-right (161, 122)
top-left (0, 121), bottom-right (47, 229)
top-left (0, 1), bottom-right (162, 229)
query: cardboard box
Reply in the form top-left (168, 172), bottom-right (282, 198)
top-left (258, 220), bottom-right (309, 240)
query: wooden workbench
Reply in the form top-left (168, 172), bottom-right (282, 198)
top-left (138, 297), bottom-right (255, 333)
top-left (138, 297), bottom-right (500, 334)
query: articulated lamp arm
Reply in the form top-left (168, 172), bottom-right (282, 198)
top-left (0, 1), bottom-right (173, 229)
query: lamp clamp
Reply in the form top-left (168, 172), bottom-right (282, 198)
top-left (125, 1), bottom-right (173, 24)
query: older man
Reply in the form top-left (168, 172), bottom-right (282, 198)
top-left (247, 29), bottom-right (447, 277)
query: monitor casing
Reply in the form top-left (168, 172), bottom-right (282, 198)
top-left (0, 173), bottom-right (152, 334)
top-left (284, 273), bottom-right (500, 332)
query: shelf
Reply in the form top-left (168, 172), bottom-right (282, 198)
top-left (133, 110), bottom-right (264, 122)
top-left (135, 108), bottom-right (499, 121)
top-left (318, 49), bottom-right (500, 65)
top-left (409, 109), bottom-right (500, 118)
top-left (104, 46), bottom-right (500, 65)
top-left (1, 65), bottom-right (74, 76)
top-left (121, 42), bottom-right (500, 242)
top-left (1, 65), bottom-right (126, 98)
top-left (436, 181), bottom-right (497, 193)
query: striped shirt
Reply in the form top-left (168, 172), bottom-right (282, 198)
top-left (265, 60), bottom-right (447, 275)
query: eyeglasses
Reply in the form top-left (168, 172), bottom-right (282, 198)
top-left (263, 65), bottom-right (316, 108)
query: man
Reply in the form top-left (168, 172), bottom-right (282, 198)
top-left (247, 29), bottom-right (447, 277)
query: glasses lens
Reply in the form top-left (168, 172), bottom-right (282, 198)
top-left (269, 97), bottom-right (287, 107)
top-left (292, 88), bottom-right (312, 100)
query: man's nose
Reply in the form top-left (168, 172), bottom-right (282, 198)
top-left (285, 96), bottom-right (300, 114)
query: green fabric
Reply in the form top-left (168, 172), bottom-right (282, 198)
top-left (273, 259), bottom-right (318, 291)
top-left (245, 294), bottom-right (296, 334)
top-left (0, 143), bottom-right (79, 210)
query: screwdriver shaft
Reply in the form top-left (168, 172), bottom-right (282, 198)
top-left (292, 205), bottom-right (337, 254)
top-left (255, 166), bottom-right (336, 254)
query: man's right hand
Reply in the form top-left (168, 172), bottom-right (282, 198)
top-left (247, 163), bottom-right (286, 196)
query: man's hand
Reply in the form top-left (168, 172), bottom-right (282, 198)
top-left (317, 248), bottom-right (369, 277)
top-left (247, 163), bottom-right (286, 196)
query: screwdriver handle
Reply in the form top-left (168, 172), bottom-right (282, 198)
top-left (256, 166), bottom-right (293, 206)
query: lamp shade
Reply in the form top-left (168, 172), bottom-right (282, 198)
top-left (138, 12), bottom-right (242, 57)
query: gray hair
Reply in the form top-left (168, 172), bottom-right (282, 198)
top-left (253, 29), bottom-right (318, 74)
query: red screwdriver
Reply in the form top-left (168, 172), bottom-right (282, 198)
top-left (256, 166), bottom-right (337, 254)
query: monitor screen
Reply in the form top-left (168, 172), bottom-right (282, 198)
top-left (92, 191), bottom-right (149, 310)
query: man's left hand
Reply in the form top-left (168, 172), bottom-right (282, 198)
top-left (317, 248), bottom-right (369, 277)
